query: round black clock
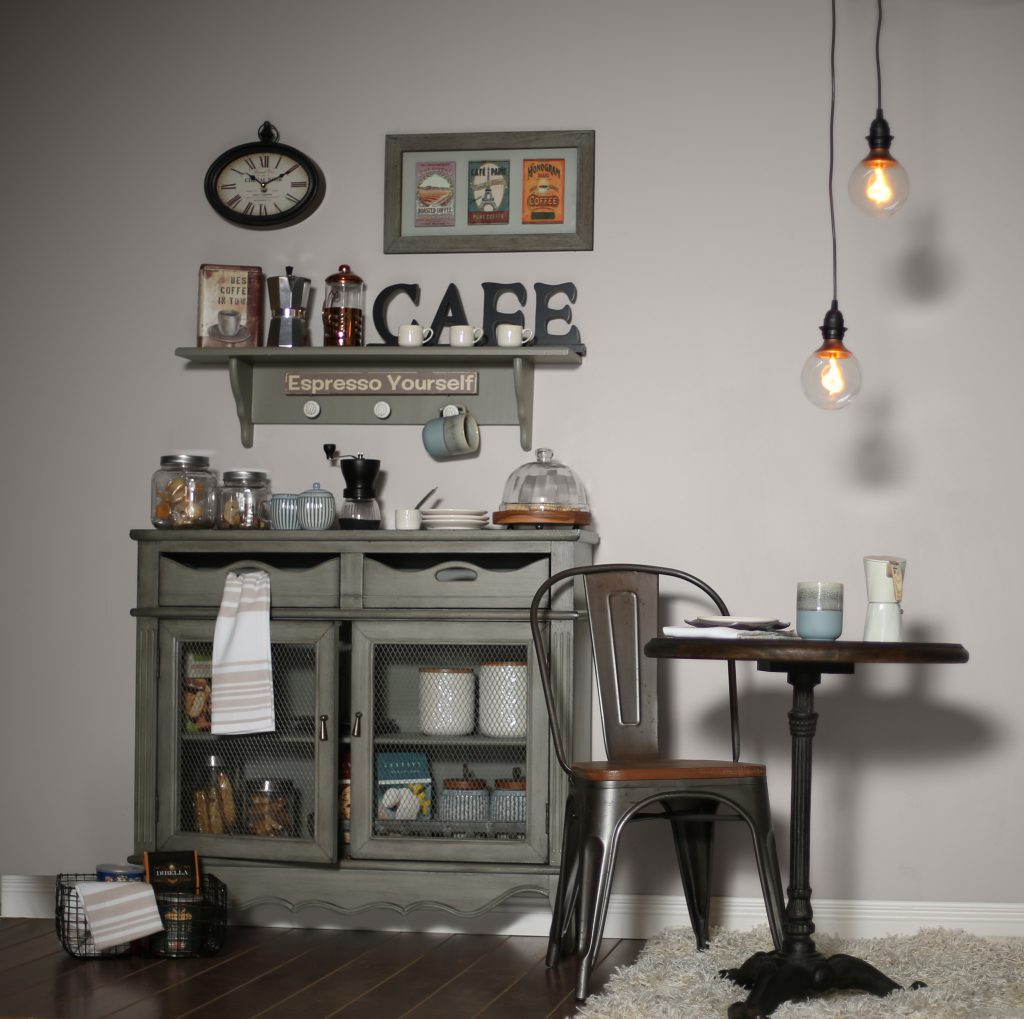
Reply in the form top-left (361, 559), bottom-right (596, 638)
top-left (204, 121), bottom-right (325, 229)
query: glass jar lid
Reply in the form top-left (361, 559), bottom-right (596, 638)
top-left (160, 453), bottom-right (211, 469)
top-left (499, 448), bottom-right (589, 512)
top-left (222, 470), bottom-right (268, 485)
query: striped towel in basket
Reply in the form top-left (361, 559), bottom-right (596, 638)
top-left (74, 880), bottom-right (164, 950)
top-left (211, 569), bottom-right (275, 734)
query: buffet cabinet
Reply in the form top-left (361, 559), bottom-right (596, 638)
top-left (131, 527), bottom-right (596, 916)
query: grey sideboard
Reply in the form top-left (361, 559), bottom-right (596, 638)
top-left (131, 527), bottom-right (597, 916)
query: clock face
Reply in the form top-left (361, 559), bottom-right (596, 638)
top-left (205, 139), bottom-right (324, 228)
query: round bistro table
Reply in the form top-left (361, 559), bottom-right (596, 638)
top-left (643, 636), bottom-right (970, 1018)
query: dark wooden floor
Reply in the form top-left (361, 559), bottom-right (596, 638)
top-left (0, 917), bottom-right (644, 1019)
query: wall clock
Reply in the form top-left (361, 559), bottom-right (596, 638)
top-left (204, 121), bottom-right (325, 229)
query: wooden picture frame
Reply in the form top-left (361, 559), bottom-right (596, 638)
top-left (384, 130), bottom-right (594, 254)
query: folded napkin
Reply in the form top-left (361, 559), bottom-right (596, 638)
top-left (212, 569), bottom-right (275, 734)
top-left (663, 625), bottom-right (745, 639)
top-left (74, 880), bottom-right (164, 950)
top-left (662, 626), bottom-right (797, 639)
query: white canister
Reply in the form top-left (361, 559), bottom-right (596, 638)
top-left (419, 667), bottom-right (476, 736)
top-left (478, 661), bottom-right (529, 738)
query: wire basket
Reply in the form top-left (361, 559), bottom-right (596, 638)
top-left (55, 873), bottom-right (227, 959)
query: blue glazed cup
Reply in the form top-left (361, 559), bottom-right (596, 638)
top-left (796, 581), bottom-right (844, 640)
top-left (261, 493), bottom-right (300, 530)
top-left (422, 409), bottom-right (480, 459)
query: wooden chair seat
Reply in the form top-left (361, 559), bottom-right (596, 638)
top-left (572, 759), bottom-right (767, 782)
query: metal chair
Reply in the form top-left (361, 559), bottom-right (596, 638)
top-left (530, 564), bottom-right (786, 1001)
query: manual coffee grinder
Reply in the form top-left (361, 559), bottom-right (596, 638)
top-left (863, 555), bottom-right (906, 641)
top-left (267, 266), bottom-right (311, 347)
top-left (324, 445), bottom-right (381, 529)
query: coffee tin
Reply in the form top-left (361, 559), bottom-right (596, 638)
top-left (95, 863), bottom-right (145, 882)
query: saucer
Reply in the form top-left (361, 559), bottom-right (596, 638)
top-left (684, 616), bottom-right (790, 630)
top-left (208, 324), bottom-right (251, 343)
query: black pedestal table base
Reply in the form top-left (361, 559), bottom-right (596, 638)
top-left (721, 947), bottom-right (923, 1018)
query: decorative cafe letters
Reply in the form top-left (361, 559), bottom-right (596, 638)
top-left (371, 281), bottom-right (583, 352)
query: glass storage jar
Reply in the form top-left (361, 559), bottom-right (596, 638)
top-left (217, 469), bottom-right (271, 529)
top-left (151, 454), bottom-right (217, 529)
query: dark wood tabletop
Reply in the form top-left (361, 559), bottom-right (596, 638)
top-left (645, 636), bottom-right (969, 668)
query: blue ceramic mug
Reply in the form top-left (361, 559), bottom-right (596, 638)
top-left (796, 581), bottom-right (844, 640)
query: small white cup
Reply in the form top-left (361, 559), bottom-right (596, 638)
top-left (394, 508), bottom-right (422, 530)
top-left (495, 323), bottom-right (535, 347)
top-left (449, 324), bottom-right (484, 347)
top-left (218, 309), bottom-right (240, 337)
top-left (398, 323), bottom-right (434, 347)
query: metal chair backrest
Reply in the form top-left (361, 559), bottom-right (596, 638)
top-left (530, 564), bottom-right (741, 778)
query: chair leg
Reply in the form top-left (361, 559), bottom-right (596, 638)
top-left (666, 799), bottom-right (719, 949)
top-left (547, 791), bottom-right (581, 967)
top-left (574, 792), bottom-right (624, 1001)
top-left (743, 786), bottom-right (787, 953)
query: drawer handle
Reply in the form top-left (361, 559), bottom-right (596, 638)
top-left (434, 566), bottom-right (478, 582)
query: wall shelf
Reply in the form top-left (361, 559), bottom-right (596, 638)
top-left (176, 346), bottom-right (583, 449)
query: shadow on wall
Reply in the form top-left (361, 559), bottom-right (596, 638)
top-left (697, 622), bottom-right (997, 900)
top-left (894, 209), bottom-right (959, 305)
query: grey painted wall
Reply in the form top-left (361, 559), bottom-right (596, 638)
top-left (2, 0), bottom-right (1022, 908)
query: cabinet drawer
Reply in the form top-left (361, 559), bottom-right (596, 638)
top-left (363, 553), bottom-right (549, 608)
top-left (158, 553), bottom-right (340, 607)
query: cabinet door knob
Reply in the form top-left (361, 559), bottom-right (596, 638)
top-left (352, 711), bottom-right (362, 738)
top-left (319, 714), bottom-right (329, 741)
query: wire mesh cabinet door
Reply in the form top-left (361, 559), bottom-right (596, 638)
top-left (349, 620), bottom-right (547, 864)
top-left (155, 619), bottom-right (339, 864)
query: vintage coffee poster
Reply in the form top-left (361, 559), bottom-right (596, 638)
top-left (468, 159), bottom-right (509, 225)
top-left (415, 161), bottom-right (456, 227)
top-left (197, 264), bottom-right (263, 348)
top-left (522, 158), bottom-right (565, 224)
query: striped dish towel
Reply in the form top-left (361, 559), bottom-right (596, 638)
top-left (211, 569), bottom-right (275, 734)
top-left (74, 880), bottom-right (164, 950)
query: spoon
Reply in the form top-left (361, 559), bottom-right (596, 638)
top-left (414, 487), bottom-right (438, 510)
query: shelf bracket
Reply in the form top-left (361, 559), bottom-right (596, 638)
top-left (512, 356), bottom-right (535, 450)
top-left (228, 357), bottom-right (255, 448)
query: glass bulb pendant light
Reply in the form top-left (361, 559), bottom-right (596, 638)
top-left (804, 0), bottom-right (862, 411)
top-left (849, 0), bottom-right (909, 216)
top-left (801, 301), bottom-right (862, 409)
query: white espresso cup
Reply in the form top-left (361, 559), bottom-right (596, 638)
top-left (495, 323), bottom-right (535, 347)
top-left (449, 324), bottom-right (485, 347)
top-left (398, 323), bottom-right (434, 347)
top-left (394, 508), bottom-right (422, 530)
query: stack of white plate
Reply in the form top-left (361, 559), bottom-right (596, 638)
top-left (420, 508), bottom-right (490, 530)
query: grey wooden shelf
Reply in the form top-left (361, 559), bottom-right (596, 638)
top-left (176, 345), bottom-right (583, 449)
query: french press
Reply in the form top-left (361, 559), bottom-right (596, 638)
top-left (322, 264), bottom-right (365, 346)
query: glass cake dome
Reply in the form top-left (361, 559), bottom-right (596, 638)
top-left (494, 448), bottom-right (591, 525)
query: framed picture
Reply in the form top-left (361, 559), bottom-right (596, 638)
top-left (384, 130), bottom-right (594, 254)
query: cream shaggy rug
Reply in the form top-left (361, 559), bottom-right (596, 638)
top-left (575, 926), bottom-right (1024, 1019)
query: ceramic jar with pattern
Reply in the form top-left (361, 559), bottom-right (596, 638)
top-left (419, 667), bottom-right (475, 736)
top-left (478, 661), bottom-right (529, 737)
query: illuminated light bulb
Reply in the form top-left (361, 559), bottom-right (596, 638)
top-left (849, 111), bottom-right (909, 217)
top-left (801, 302), bottom-right (862, 410)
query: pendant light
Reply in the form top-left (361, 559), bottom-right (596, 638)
top-left (802, 0), bottom-right (862, 410)
top-left (849, 0), bottom-right (909, 216)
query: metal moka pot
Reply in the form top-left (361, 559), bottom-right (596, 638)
top-left (267, 266), bottom-right (311, 347)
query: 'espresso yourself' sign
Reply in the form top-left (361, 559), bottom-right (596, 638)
top-left (284, 370), bottom-right (478, 396)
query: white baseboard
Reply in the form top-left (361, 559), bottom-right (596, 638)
top-left (5, 874), bottom-right (1022, 940)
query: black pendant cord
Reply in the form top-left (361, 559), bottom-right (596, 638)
top-left (829, 0), bottom-right (838, 305)
top-left (875, 0), bottom-right (884, 111)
